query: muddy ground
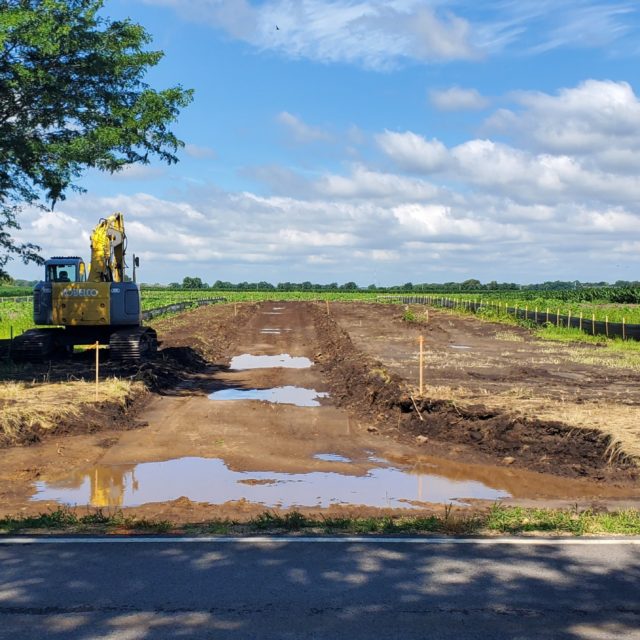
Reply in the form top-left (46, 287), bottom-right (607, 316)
top-left (0, 301), bottom-right (638, 523)
top-left (326, 303), bottom-right (640, 461)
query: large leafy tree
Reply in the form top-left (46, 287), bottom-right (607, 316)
top-left (0, 0), bottom-right (193, 278)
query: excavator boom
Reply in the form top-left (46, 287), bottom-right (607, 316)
top-left (88, 213), bottom-right (126, 282)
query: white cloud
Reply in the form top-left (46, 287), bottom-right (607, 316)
top-left (429, 87), bottom-right (489, 111)
top-left (487, 80), bottom-right (640, 157)
top-left (377, 128), bottom-right (640, 206)
top-left (144, 0), bottom-right (477, 69)
top-left (473, 0), bottom-right (638, 56)
top-left (144, 0), bottom-right (639, 69)
top-left (315, 166), bottom-right (440, 200)
top-left (375, 131), bottom-right (449, 173)
top-left (277, 111), bottom-right (331, 143)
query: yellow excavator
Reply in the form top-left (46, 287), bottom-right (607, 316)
top-left (12, 213), bottom-right (157, 361)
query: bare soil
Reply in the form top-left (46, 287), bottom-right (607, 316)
top-left (327, 302), bottom-right (640, 463)
top-left (0, 301), bottom-right (638, 524)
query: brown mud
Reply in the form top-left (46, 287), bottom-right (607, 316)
top-left (0, 301), bottom-right (638, 523)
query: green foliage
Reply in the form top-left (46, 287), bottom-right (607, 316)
top-left (0, 507), bottom-right (172, 534)
top-left (0, 298), bottom-right (32, 338)
top-left (182, 276), bottom-right (207, 289)
top-left (3, 506), bottom-right (639, 536)
top-left (0, 0), bottom-right (193, 277)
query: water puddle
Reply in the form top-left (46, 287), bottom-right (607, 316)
top-left (32, 456), bottom-right (511, 509)
top-left (449, 345), bottom-right (472, 350)
top-left (209, 386), bottom-right (329, 407)
top-left (314, 453), bottom-right (352, 463)
top-left (262, 312), bottom-right (282, 315)
top-left (272, 307), bottom-right (285, 310)
top-left (229, 354), bottom-right (313, 369)
top-left (260, 328), bottom-right (281, 335)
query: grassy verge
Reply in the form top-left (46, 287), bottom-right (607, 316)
top-left (1, 505), bottom-right (639, 536)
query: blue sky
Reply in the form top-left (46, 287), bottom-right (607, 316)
top-left (13, 0), bottom-right (640, 285)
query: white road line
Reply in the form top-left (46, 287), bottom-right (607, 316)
top-left (0, 537), bottom-right (639, 545)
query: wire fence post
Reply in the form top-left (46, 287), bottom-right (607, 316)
top-left (592, 313), bottom-right (595, 335)
top-left (623, 317), bottom-right (626, 340)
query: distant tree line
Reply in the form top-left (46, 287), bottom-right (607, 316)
top-left (5, 274), bottom-right (640, 294)
top-left (147, 277), bottom-right (640, 295)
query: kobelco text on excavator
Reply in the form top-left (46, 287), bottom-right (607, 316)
top-left (12, 213), bottom-right (158, 362)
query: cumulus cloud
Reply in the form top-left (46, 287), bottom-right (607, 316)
top-left (375, 131), bottom-right (449, 173)
top-left (378, 128), bottom-right (640, 206)
top-left (488, 80), bottom-right (640, 157)
top-left (314, 166), bottom-right (441, 200)
top-left (429, 87), bottom-right (489, 111)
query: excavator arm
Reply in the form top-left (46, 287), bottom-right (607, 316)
top-left (88, 213), bottom-right (126, 282)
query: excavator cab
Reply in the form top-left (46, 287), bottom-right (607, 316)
top-left (44, 258), bottom-right (87, 283)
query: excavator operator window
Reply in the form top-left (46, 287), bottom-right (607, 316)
top-left (47, 264), bottom-right (78, 283)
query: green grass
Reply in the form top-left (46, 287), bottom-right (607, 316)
top-left (1, 505), bottom-right (639, 536)
top-left (0, 300), bottom-right (35, 339)
top-left (0, 507), bottom-right (172, 534)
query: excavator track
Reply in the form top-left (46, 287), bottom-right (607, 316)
top-left (109, 327), bottom-right (158, 362)
top-left (11, 329), bottom-right (61, 362)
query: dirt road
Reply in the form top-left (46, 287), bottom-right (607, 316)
top-left (1, 302), bottom-right (638, 522)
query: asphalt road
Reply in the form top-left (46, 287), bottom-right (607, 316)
top-left (0, 537), bottom-right (639, 639)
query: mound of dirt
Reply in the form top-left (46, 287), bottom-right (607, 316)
top-left (311, 304), bottom-right (638, 483)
